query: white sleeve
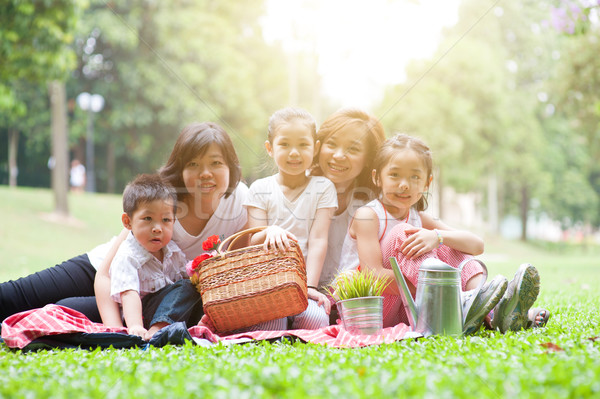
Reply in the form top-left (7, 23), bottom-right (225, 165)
top-left (109, 254), bottom-right (141, 303)
top-left (244, 178), bottom-right (269, 211)
top-left (317, 178), bottom-right (338, 210)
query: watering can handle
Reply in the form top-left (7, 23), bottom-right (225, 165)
top-left (459, 258), bottom-right (488, 323)
top-left (458, 258), bottom-right (488, 291)
top-left (389, 257), bottom-right (418, 328)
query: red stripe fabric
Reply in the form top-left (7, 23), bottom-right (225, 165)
top-left (1, 305), bottom-right (128, 349)
top-left (380, 223), bottom-right (485, 327)
top-left (2, 305), bottom-right (416, 349)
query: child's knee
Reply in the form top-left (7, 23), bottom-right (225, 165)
top-left (295, 300), bottom-right (329, 329)
top-left (381, 223), bottom-right (412, 252)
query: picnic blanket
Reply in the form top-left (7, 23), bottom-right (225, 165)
top-left (1, 305), bottom-right (420, 350)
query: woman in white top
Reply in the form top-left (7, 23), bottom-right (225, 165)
top-left (0, 122), bottom-right (247, 329)
top-left (309, 108), bottom-right (386, 293)
top-left (55, 123), bottom-right (252, 337)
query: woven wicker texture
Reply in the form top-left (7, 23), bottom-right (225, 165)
top-left (191, 227), bottom-right (308, 333)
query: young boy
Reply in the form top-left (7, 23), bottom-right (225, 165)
top-left (110, 174), bottom-right (188, 340)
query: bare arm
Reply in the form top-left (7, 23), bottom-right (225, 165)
top-left (94, 228), bottom-right (128, 327)
top-left (305, 207), bottom-right (334, 287)
top-left (247, 206), bottom-right (268, 245)
top-left (350, 207), bottom-right (399, 295)
top-left (120, 290), bottom-right (147, 338)
top-left (305, 207), bottom-right (335, 314)
top-left (415, 212), bottom-right (484, 255)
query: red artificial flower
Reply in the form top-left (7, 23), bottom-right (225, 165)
top-left (202, 235), bottom-right (221, 251)
top-left (192, 253), bottom-right (213, 269)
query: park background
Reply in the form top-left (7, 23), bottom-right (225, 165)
top-left (1, 0), bottom-right (599, 245)
top-left (1, 1), bottom-right (600, 397)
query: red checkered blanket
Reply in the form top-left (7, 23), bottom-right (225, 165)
top-left (1, 305), bottom-right (418, 349)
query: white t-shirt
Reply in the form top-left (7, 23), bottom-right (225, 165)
top-left (173, 182), bottom-right (249, 259)
top-left (109, 232), bottom-right (187, 303)
top-left (70, 163), bottom-right (86, 187)
top-left (318, 196), bottom-right (366, 288)
top-left (87, 182), bottom-right (249, 267)
top-left (86, 237), bottom-right (117, 269)
top-left (244, 175), bottom-right (337, 257)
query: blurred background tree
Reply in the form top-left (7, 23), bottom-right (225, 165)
top-left (377, 0), bottom-right (599, 240)
top-left (1, 0), bottom-right (598, 241)
top-left (0, 0), bottom-right (82, 216)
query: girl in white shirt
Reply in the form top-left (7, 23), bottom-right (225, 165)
top-left (245, 107), bottom-right (337, 329)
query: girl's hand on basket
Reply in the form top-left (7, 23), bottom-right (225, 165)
top-left (308, 288), bottom-right (331, 314)
top-left (264, 225), bottom-right (298, 253)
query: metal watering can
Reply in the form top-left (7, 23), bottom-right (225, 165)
top-left (389, 257), bottom-right (487, 337)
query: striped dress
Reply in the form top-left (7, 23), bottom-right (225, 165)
top-left (355, 200), bottom-right (484, 327)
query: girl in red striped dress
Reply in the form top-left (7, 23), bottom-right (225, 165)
top-left (348, 134), bottom-right (508, 333)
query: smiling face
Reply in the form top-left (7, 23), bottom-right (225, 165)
top-left (181, 143), bottom-right (230, 208)
top-left (122, 199), bottom-right (175, 259)
top-left (374, 148), bottom-right (430, 218)
top-left (266, 120), bottom-right (316, 179)
top-left (318, 126), bottom-right (368, 190)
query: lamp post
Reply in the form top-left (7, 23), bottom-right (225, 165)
top-left (76, 92), bottom-right (104, 192)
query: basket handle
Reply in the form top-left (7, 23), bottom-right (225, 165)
top-left (217, 226), bottom-right (266, 254)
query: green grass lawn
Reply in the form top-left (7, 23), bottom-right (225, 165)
top-left (1, 185), bottom-right (599, 398)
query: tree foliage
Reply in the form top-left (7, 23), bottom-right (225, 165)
top-left (65, 0), bottom-right (291, 191)
top-left (0, 0), bottom-right (81, 190)
top-left (0, 1), bottom-right (79, 117)
top-left (377, 0), bottom-right (600, 237)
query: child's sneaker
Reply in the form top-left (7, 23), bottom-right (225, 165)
top-left (463, 276), bottom-right (508, 335)
top-left (490, 264), bottom-right (540, 333)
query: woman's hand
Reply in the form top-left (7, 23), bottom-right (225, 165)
top-left (263, 225), bottom-right (298, 253)
top-left (400, 227), bottom-right (438, 259)
top-left (308, 287), bottom-right (331, 315)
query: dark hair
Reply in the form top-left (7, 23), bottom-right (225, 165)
top-left (122, 174), bottom-right (177, 216)
top-left (267, 107), bottom-right (317, 143)
top-left (159, 122), bottom-right (241, 200)
top-left (373, 133), bottom-right (433, 212)
top-left (311, 108), bottom-right (385, 195)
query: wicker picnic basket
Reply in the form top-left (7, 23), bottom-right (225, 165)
top-left (190, 227), bottom-right (308, 333)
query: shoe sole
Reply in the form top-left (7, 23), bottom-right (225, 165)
top-left (492, 264), bottom-right (540, 333)
top-left (463, 277), bottom-right (508, 335)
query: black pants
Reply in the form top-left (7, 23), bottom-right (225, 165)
top-left (0, 254), bottom-right (95, 321)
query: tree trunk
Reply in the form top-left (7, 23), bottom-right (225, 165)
top-left (487, 171), bottom-right (499, 234)
top-left (49, 80), bottom-right (69, 216)
top-left (106, 140), bottom-right (116, 193)
top-left (437, 168), bottom-right (444, 220)
top-left (8, 129), bottom-right (19, 187)
top-left (520, 184), bottom-right (529, 241)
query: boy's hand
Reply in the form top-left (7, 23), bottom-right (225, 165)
top-left (128, 325), bottom-right (148, 339)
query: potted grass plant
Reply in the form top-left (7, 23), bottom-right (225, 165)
top-left (328, 268), bottom-right (390, 335)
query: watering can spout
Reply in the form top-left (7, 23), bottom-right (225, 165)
top-left (389, 257), bottom-right (418, 328)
